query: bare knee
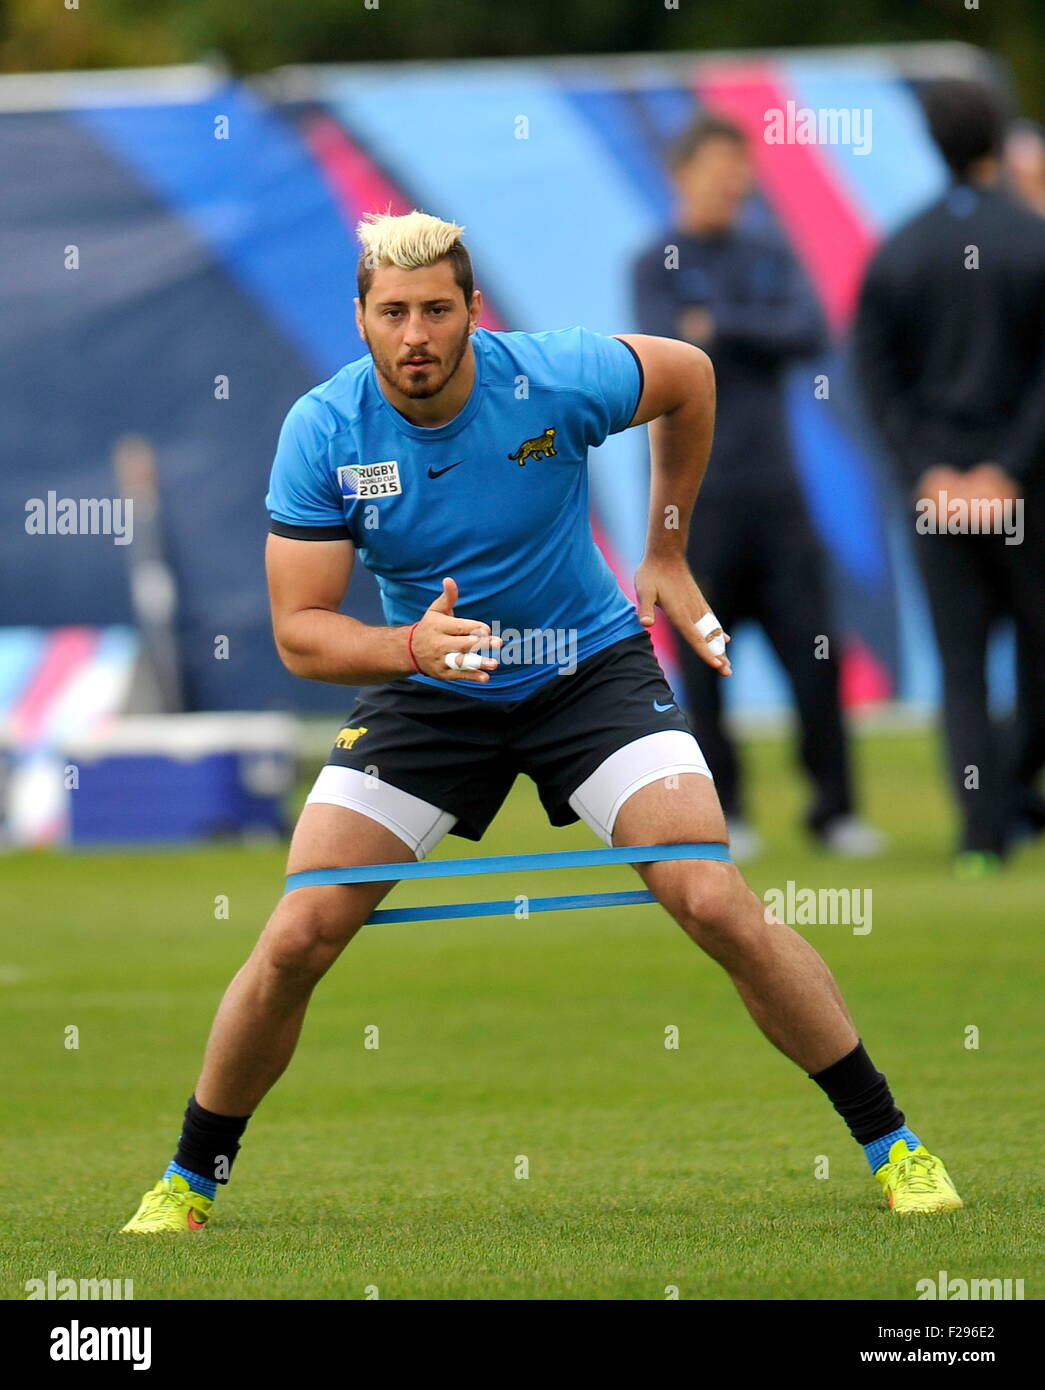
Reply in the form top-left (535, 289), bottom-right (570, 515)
top-left (671, 864), bottom-right (761, 956)
top-left (260, 889), bottom-right (364, 982)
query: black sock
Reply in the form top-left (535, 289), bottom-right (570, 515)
top-left (173, 1094), bottom-right (252, 1185)
top-left (808, 1040), bottom-right (905, 1144)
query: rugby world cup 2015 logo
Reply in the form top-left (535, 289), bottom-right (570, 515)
top-left (337, 462), bottom-right (403, 499)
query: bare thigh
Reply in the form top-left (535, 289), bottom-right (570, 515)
top-left (612, 773), bottom-right (746, 923)
top-left (267, 801), bottom-right (420, 956)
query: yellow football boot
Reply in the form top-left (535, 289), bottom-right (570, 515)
top-left (120, 1173), bottom-right (213, 1233)
top-left (876, 1141), bottom-right (963, 1214)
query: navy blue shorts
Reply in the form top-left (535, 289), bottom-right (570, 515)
top-left (321, 631), bottom-right (704, 841)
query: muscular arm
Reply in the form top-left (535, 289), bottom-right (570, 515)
top-left (615, 333), bottom-right (716, 556)
top-left (266, 535), bottom-right (414, 683)
top-left (266, 536), bottom-right (500, 685)
top-left (613, 333), bottom-right (729, 674)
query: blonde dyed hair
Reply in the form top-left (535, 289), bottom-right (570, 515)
top-left (356, 210), bottom-right (473, 303)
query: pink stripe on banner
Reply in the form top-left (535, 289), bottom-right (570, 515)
top-left (302, 112), bottom-right (504, 331)
top-left (697, 62), bottom-right (876, 331)
top-left (302, 112), bottom-right (412, 226)
top-left (841, 635), bottom-right (892, 707)
top-left (9, 627), bottom-right (99, 745)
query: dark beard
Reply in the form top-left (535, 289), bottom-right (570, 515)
top-left (371, 326), bottom-right (470, 400)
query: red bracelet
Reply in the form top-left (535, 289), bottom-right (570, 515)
top-left (406, 621), bottom-right (422, 674)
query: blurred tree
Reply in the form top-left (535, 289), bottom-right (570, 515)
top-left (0, 0), bottom-right (1040, 116)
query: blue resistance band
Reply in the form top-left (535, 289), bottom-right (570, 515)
top-left (284, 842), bottom-right (732, 925)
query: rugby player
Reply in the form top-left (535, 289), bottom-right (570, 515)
top-left (122, 211), bottom-right (961, 1232)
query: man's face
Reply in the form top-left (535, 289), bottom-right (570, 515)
top-left (356, 259), bottom-right (480, 401)
top-left (1005, 129), bottom-right (1045, 208)
top-left (674, 137), bottom-right (753, 233)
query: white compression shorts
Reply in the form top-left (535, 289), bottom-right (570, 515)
top-left (305, 728), bottom-right (712, 859)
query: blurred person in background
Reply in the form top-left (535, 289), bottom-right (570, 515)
top-left (854, 78), bottom-right (1045, 876)
top-left (632, 115), bottom-right (886, 862)
top-left (1004, 118), bottom-right (1045, 217)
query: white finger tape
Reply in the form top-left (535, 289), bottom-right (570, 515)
top-left (444, 651), bottom-right (484, 671)
top-left (695, 611), bottom-right (727, 656)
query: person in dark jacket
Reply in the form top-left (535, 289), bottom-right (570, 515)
top-left (632, 114), bottom-right (884, 860)
top-left (854, 78), bottom-right (1045, 874)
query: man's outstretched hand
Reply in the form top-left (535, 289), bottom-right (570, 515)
top-left (635, 553), bottom-right (731, 676)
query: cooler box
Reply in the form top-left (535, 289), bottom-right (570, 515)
top-left (63, 714), bottom-right (299, 845)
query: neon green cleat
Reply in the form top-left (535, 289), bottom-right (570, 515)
top-left (120, 1173), bottom-right (213, 1233)
top-left (953, 851), bottom-right (1002, 881)
top-left (876, 1140), bottom-right (964, 1215)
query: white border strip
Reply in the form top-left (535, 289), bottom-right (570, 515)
top-left (0, 63), bottom-right (225, 112)
top-left (0, 44), bottom-right (994, 113)
top-left (264, 42), bottom-right (993, 100)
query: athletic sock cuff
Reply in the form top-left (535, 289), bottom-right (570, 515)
top-left (173, 1094), bottom-right (253, 1186)
top-left (808, 1040), bottom-right (906, 1146)
top-left (808, 1039), bottom-right (874, 1093)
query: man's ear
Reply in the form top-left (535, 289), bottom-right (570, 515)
top-left (354, 296), bottom-right (365, 338)
top-left (469, 289), bottom-right (483, 331)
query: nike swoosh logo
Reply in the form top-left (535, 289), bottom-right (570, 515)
top-left (427, 461), bottom-right (464, 479)
top-left (653, 699), bottom-right (675, 712)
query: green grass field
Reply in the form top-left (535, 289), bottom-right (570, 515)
top-left (2, 728), bottom-right (1042, 1300)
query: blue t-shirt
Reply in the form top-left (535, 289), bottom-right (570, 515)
top-left (266, 325), bottom-right (645, 700)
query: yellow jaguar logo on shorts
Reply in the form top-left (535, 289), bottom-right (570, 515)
top-left (508, 427), bottom-right (557, 465)
top-left (334, 725), bottom-right (368, 750)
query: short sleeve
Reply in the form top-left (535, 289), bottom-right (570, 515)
top-left (569, 326), bottom-right (644, 447)
top-left (266, 393), bottom-right (351, 540)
